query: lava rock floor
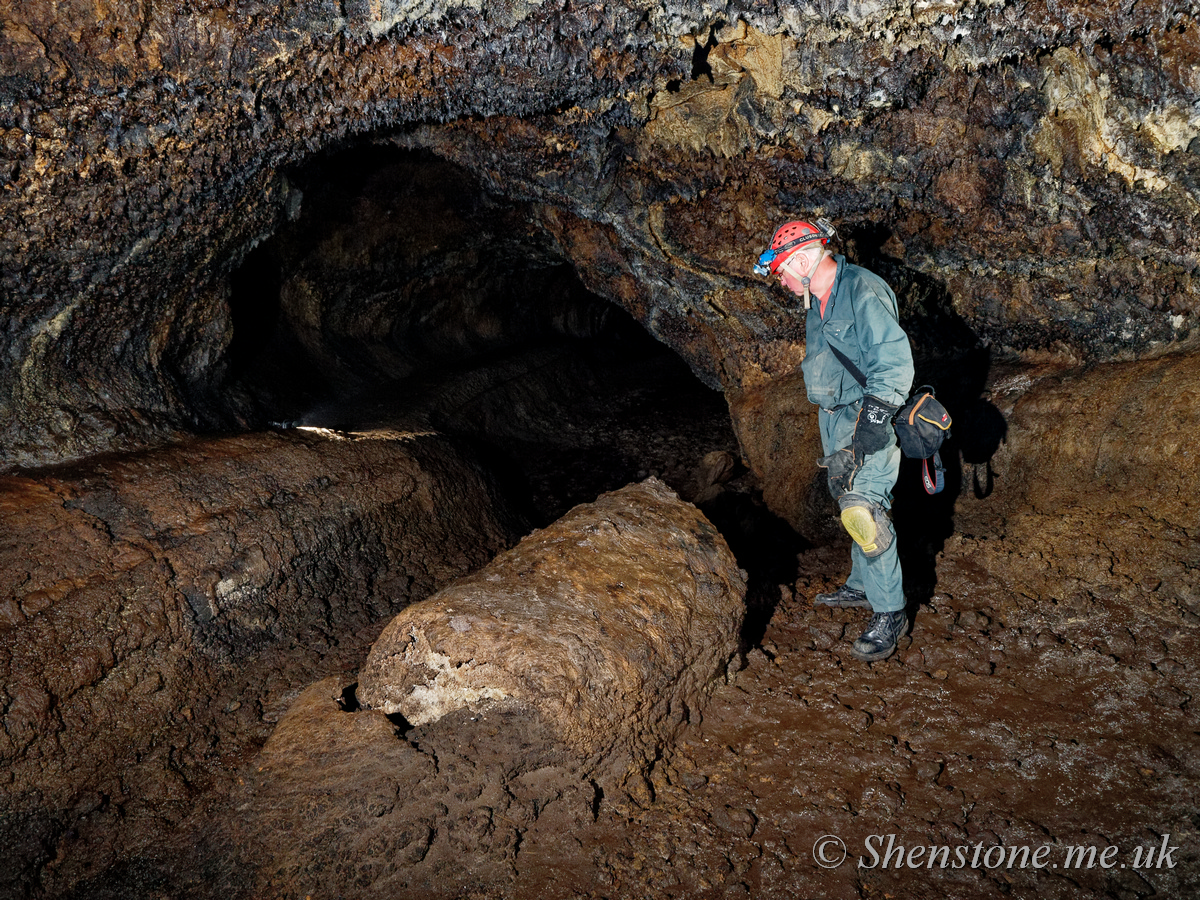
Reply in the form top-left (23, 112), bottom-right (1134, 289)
top-left (49, 342), bottom-right (1200, 899)
top-left (524, 534), bottom-right (1200, 899)
top-left (363, 344), bottom-right (1200, 899)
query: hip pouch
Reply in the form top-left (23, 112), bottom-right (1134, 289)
top-left (894, 386), bottom-right (951, 459)
top-left (894, 386), bottom-right (952, 495)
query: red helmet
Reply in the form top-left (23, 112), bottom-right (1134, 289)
top-left (755, 218), bottom-right (836, 276)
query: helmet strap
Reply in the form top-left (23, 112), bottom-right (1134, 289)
top-left (800, 247), bottom-right (830, 311)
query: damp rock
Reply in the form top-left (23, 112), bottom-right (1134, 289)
top-left (358, 478), bottom-right (746, 775)
top-left (233, 677), bottom-right (599, 900)
top-left (0, 428), bottom-right (521, 897)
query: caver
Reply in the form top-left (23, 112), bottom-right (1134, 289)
top-left (756, 219), bottom-right (915, 661)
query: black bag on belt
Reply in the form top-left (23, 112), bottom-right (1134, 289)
top-left (895, 386), bottom-right (952, 494)
top-left (894, 387), bottom-right (952, 459)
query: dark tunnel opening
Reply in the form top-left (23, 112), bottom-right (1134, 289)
top-left (224, 144), bottom-right (806, 646)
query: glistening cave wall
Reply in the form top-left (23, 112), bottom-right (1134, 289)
top-left (2, 0), bottom-right (1198, 478)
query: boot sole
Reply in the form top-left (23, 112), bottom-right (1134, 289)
top-left (851, 639), bottom-right (898, 661)
top-left (814, 596), bottom-right (872, 608)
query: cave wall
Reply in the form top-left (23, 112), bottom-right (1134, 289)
top-left (0, 428), bottom-right (523, 896)
top-left (3, 6), bottom-right (1200, 895)
top-left (2, 0), bottom-right (1198, 473)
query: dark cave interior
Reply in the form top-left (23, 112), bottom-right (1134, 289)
top-left (221, 144), bottom-right (811, 648)
top-left (7, 138), bottom-right (1199, 900)
top-left (223, 146), bottom-right (734, 517)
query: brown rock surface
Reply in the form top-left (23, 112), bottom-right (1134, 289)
top-left (359, 477), bottom-right (747, 771)
top-left (0, 427), bottom-right (521, 898)
top-left (4, 347), bottom-right (1198, 898)
top-left (984, 351), bottom-right (1200, 526)
top-left (228, 678), bottom-right (600, 900)
top-left (574, 537), bottom-right (1200, 899)
top-left (727, 370), bottom-right (830, 537)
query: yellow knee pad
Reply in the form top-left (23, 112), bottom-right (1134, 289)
top-left (837, 493), bottom-right (893, 558)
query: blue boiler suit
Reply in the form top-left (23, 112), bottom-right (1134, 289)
top-left (799, 255), bottom-right (914, 614)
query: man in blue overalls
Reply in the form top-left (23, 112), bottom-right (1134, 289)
top-left (755, 219), bottom-right (915, 661)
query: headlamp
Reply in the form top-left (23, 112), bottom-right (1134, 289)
top-left (753, 250), bottom-right (778, 277)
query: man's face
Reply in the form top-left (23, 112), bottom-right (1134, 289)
top-left (777, 243), bottom-right (823, 296)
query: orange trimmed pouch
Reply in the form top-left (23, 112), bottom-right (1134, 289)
top-left (894, 386), bottom-right (952, 460)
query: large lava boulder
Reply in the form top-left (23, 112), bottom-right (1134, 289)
top-left (358, 478), bottom-right (747, 773)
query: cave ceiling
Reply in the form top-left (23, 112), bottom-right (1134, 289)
top-left (1, 0), bottom-right (1199, 469)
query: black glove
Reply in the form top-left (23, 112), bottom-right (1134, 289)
top-left (818, 448), bottom-right (860, 499)
top-left (852, 395), bottom-right (899, 458)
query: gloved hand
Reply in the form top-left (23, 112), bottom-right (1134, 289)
top-left (852, 395), bottom-right (899, 459)
top-left (818, 448), bottom-right (860, 499)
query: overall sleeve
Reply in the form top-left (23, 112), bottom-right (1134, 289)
top-left (853, 279), bottom-right (914, 407)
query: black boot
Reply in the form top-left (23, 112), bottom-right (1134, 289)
top-left (851, 610), bottom-right (909, 661)
top-left (814, 584), bottom-right (871, 608)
